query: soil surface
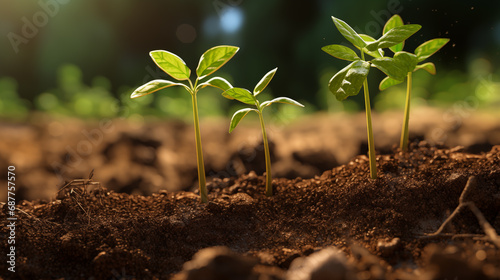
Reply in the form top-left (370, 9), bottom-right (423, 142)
top-left (1, 107), bottom-right (499, 203)
top-left (0, 109), bottom-right (499, 279)
top-left (1, 143), bottom-right (500, 279)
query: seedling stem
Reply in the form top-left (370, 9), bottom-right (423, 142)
top-left (191, 88), bottom-right (208, 202)
top-left (361, 51), bottom-right (377, 179)
top-left (400, 72), bottom-right (412, 151)
top-left (257, 109), bottom-right (273, 196)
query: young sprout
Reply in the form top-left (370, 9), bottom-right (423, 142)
top-left (131, 46), bottom-right (239, 203)
top-left (222, 68), bottom-right (304, 196)
top-left (322, 16), bottom-right (421, 179)
top-left (376, 15), bottom-right (449, 151)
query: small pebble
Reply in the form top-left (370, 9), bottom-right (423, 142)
top-left (377, 237), bottom-right (401, 256)
top-left (287, 247), bottom-right (352, 280)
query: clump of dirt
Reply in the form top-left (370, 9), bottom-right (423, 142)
top-left (1, 142), bottom-right (499, 279)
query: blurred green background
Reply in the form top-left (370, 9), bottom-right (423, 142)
top-left (0, 0), bottom-right (499, 121)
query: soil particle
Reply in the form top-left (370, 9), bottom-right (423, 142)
top-left (376, 238), bottom-right (401, 257)
top-left (172, 246), bottom-right (258, 280)
top-left (286, 247), bottom-right (352, 280)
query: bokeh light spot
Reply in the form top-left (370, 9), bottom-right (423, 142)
top-left (176, 24), bottom-right (197, 43)
top-left (37, 92), bottom-right (58, 110)
top-left (74, 98), bottom-right (93, 116)
top-left (220, 7), bottom-right (244, 33)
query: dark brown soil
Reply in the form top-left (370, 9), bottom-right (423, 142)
top-left (1, 142), bottom-right (499, 279)
top-left (1, 108), bottom-right (500, 204)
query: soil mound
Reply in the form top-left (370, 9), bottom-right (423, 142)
top-left (1, 143), bottom-right (499, 279)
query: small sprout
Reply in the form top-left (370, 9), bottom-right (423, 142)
top-left (131, 46), bottom-right (239, 203)
top-left (223, 68), bottom-right (304, 196)
top-left (322, 16), bottom-right (421, 179)
top-left (376, 15), bottom-right (449, 151)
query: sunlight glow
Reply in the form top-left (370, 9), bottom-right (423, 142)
top-left (220, 7), bottom-right (243, 34)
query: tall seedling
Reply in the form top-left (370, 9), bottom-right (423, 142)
top-left (322, 16), bottom-right (421, 179)
top-left (376, 15), bottom-right (449, 151)
top-left (223, 68), bottom-right (304, 196)
top-left (131, 46), bottom-right (239, 203)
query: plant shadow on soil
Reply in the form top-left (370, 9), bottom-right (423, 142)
top-left (1, 140), bottom-right (499, 279)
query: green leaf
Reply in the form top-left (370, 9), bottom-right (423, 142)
top-left (415, 62), bottom-right (437, 75)
top-left (197, 77), bottom-right (233, 92)
top-left (321, 45), bottom-right (360, 61)
top-left (131, 79), bottom-right (188, 99)
top-left (254, 68), bottom-right (277, 96)
top-left (229, 108), bottom-right (257, 133)
top-left (329, 60), bottom-right (370, 101)
top-left (379, 76), bottom-right (403, 91)
top-left (415, 38), bottom-right (449, 62)
top-left (371, 51), bottom-right (418, 81)
top-left (366, 24), bottom-right (421, 51)
top-left (150, 50), bottom-right (191, 81)
top-left (383, 15), bottom-right (405, 53)
top-left (359, 34), bottom-right (376, 43)
top-left (322, 44), bottom-right (360, 61)
top-left (196, 45), bottom-right (239, 79)
top-left (260, 97), bottom-right (305, 110)
top-left (332, 16), bottom-right (366, 49)
top-left (222, 88), bottom-right (256, 105)
top-left (358, 34), bottom-right (384, 58)
top-left (383, 15), bottom-right (404, 34)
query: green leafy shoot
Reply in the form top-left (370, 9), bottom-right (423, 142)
top-left (222, 68), bottom-right (304, 196)
top-left (383, 14), bottom-right (405, 53)
top-left (323, 15), bottom-right (420, 179)
top-left (331, 17), bottom-right (366, 49)
top-left (365, 24), bottom-right (421, 51)
top-left (376, 15), bottom-right (449, 151)
top-left (131, 45), bottom-right (239, 203)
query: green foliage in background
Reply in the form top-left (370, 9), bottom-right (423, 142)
top-left (34, 65), bottom-right (117, 119)
top-left (1, 64), bottom-right (499, 122)
top-left (0, 64), bottom-right (232, 121)
top-left (0, 77), bottom-right (29, 119)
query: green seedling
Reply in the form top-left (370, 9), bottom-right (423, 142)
top-left (322, 16), bottom-right (421, 179)
top-left (222, 68), bottom-right (304, 196)
top-left (131, 45), bottom-right (239, 203)
top-left (376, 15), bottom-right (449, 151)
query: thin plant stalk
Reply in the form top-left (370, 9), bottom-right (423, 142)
top-left (190, 85), bottom-right (208, 203)
top-left (131, 46), bottom-right (240, 203)
top-left (361, 51), bottom-right (377, 179)
top-left (223, 68), bottom-right (303, 197)
top-left (400, 72), bottom-right (412, 151)
top-left (257, 109), bottom-right (273, 196)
